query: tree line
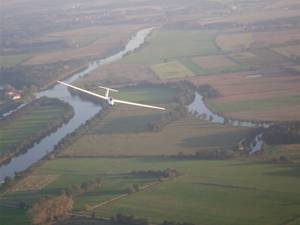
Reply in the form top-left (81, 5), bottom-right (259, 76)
top-left (173, 149), bottom-right (234, 160)
top-left (0, 97), bottom-right (74, 165)
top-left (264, 122), bottom-right (300, 145)
top-left (0, 59), bottom-right (87, 90)
top-left (111, 213), bottom-right (196, 225)
top-left (130, 168), bottom-right (180, 179)
top-left (64, 177), bottom-right (102, 197)
top-left (146, 81), bottom-right (195, 132)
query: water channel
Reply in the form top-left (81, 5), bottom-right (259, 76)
top-left (0, 28), bottom-right (154, 181)
top-left (188, 92), bottom-right (270, 155)
top-left (0, 28), bottom-right (269, 181)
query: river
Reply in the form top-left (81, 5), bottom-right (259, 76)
top-left (188, 92), bottom-right (270, 154)
top-left (0, 27), bottom-right (154, 181)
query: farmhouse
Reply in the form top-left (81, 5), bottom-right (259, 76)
top-left (5, 90), bottom-right (22, 101)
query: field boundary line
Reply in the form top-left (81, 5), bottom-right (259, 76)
top-left (85, 177), bottom-right (176, 212)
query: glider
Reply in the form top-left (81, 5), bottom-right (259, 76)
top-left (57, 81), bottom-right (166, 110)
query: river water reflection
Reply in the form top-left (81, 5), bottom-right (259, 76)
top-left (188, 92), bottom-right (270, 154)
top-left (0, 28), bottom-right (154, 181)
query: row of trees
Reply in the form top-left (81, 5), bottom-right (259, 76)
top-left (264, 122), bottom-right (300, 145)
top-left (28, 193), bottom-right (73, 225)
top-left (127, 183), bottom-right (141, 194)
top-left (174, 149), bottom-right (234, 160)
top-left (160, 221), bottom-right (196, 225)
top-left (110, 213), bottom-right (196, 225)
top-left (0, 97), bottom-right (74, 165)
top-left (131, 169), bottom-right (180, 179)
top-left (64, 177), bottom-right (102, 196)
top-left (149, 105), bottom-right (188, 132)
top-left (51, 105), bottom-right (111, 157)
top-left (149, 81), bottom-right (196, 132)
top-left (111, 213), bottom-right (149, 225)
top-left (197, 84), bottom-right (220, 98)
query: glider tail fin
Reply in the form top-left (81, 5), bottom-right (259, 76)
top-left (98, 85), bottom-right (118, 98)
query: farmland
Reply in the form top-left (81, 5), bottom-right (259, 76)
top-left (0, 97), bottom-right (73, 163)
top-left (272, 44), bottom-right (300, 58)
top-left (123, 30), bottom-right (218, 64)
top-left (252, 29), bottom-right (300, 47)
top-left (1, 157), bottom-right (300, 225)
top-left (231, 49), bottom-right (286, 66)
top-left (208, 95), bottom-right (300, 116)
top-left (191, 72), bottom-right (300, 121)
top-left (59, 96), bottom-right (253, 156)
top-left (151, 61), bottom-right (194, 80)
top-left (192, 55), bottom-right (237, 69)
top-left (57, 83), bottom-right (253, 157)
top-left (24, 25), bottom-right (143, 65)
top-left (216, 33), bottom-right (254, 52)
top-left (110, 85), bottom-right (178, 105)
top-left (1, 0), bottom-right (300, 225)
top-left (0, 206), bottom-right (30, 225)
top-left (0, 54), bottom-right (31, 68)
top-left (76, 63), bottom-right (158, 87)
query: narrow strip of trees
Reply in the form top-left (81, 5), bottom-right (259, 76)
top-left (264, 122), bottom-right (300, 145)
top-left (64, 177), bottom-right (102, 196)
top-left (110, 213), bottom-right (196, 225)
top-left (130, 169), bottom-right (180, 179)
top-left (0, 97), bottom-right (74, 165)
top-left (111, 213), bottom-right (149, 225)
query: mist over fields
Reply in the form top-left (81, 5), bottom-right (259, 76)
top-left (1, 1), bottom-right (300, 225)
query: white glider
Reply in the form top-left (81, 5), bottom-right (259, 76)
top-left (57, 81), bottom-right (166, 110)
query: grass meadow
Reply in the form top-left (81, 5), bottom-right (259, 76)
top-left (151, 61), bottom-right (194, 80)
top-left (216, 32), bottom-right (254, 51)
top-left (0, 54), bottom-right (31, 67)
top-left (60, 114), bottom-right (254, 157)
top-left (208, 95), bottom-right (300, 115)
top-left (110, 85), bottom-right (178, 105)
top-left (1, 157), bottom-right (299, 225)
top-left (0, 101), bottom-right (68, 154)
top-left (123, 30), bottom-right (218, 65)
top-left (272, 44), bottom-right (300, 58)
top-left (180, 57), bottom-right (250, 75)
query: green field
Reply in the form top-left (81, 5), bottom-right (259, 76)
top-left (290, 65), bottom-right (300, 73)
top-left (63, 80), bottom-right (253, 157)
top-left (1, 157), bottom-right (299, 225)
top-left (60, 115), bottom-right (253, 157)
top-left (56, 81), bottom-right (254, 157)
top-left (0, 54), bottom-right (31, 67)
top-left (208, 95), bottom-right (300, 114)
top-left (0, 98), bottom-right (70, 154)
top-left (76, 35), bottom-right (99, 48)
top-left (110, 85), bottom-right (178, 104)
top-left (123, 29), bottom-right (218, 64)
top-left (232, 49), bottom-right (286, 66)
top-left (0, 206), bottom-right (30, 225)
top-left (180, 57), bottom-right (250, 75)
top-left (152, 61), bottom-right (194, 80)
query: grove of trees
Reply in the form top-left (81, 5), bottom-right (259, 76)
top-left (27, 193), bottom-right (73, 225)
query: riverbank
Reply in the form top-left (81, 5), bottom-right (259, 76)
top-left (0, 28), bottom-right (154, 181)
top-left (0, 97), bottom-right (74, 166)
